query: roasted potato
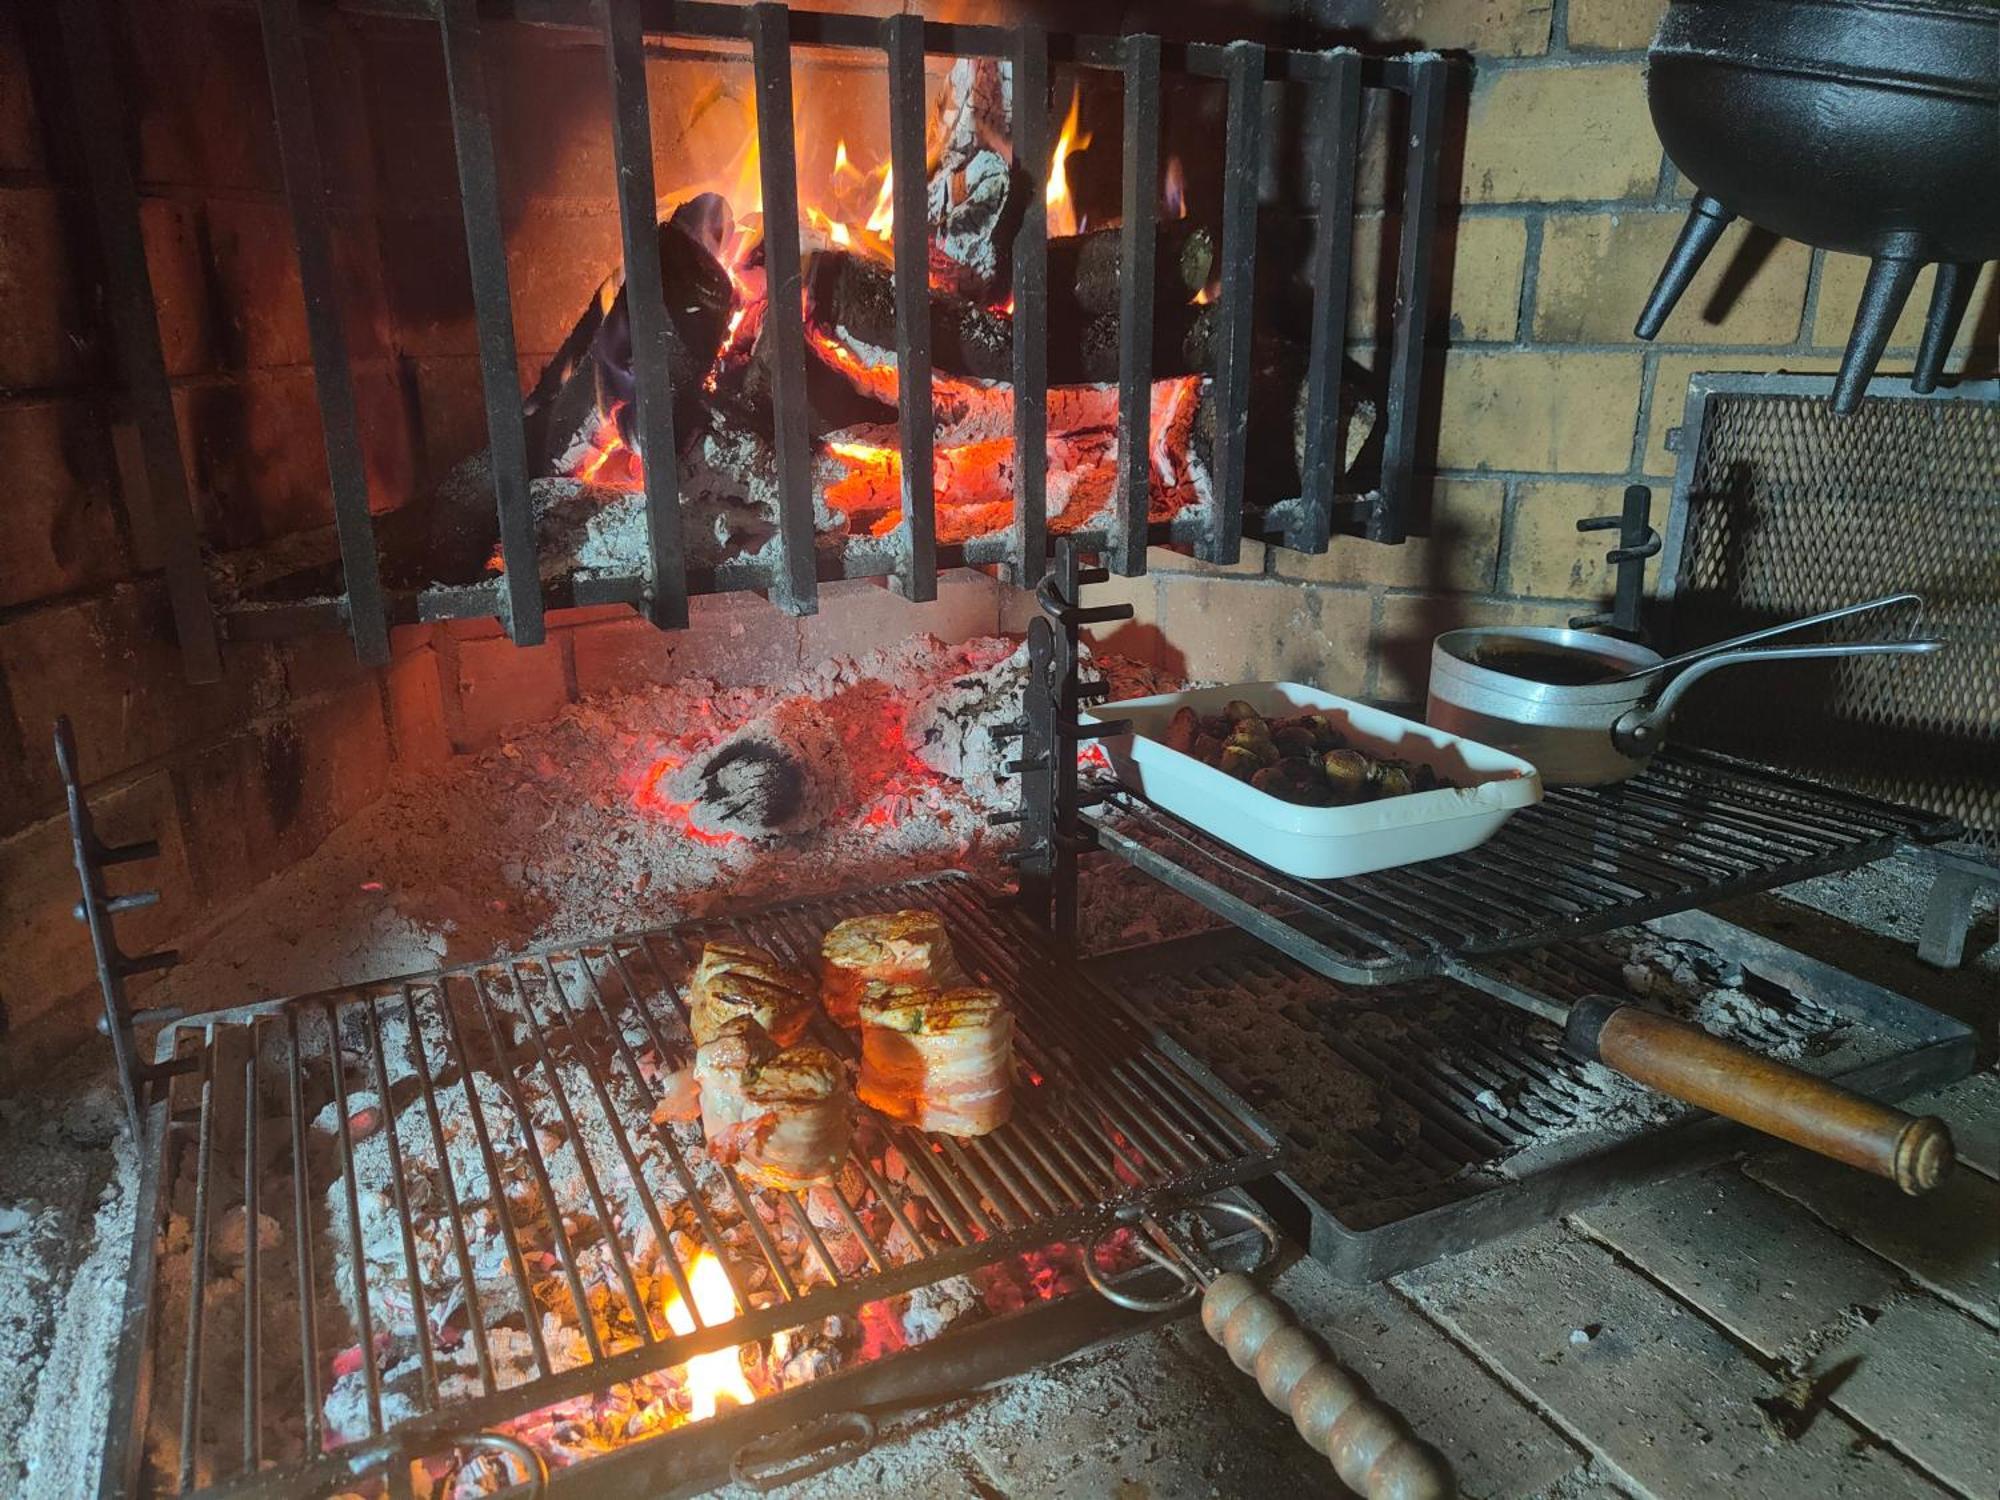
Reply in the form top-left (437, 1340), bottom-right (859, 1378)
top-left (1163, 706), bottom-right (1200, 753)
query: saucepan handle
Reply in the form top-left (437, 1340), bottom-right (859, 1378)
top-left (1564, 997), bottom-right (1955, 1195)
top-left (1614, 638), bottom-right (1944, 756)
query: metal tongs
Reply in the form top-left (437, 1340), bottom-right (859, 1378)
top-left (1084, 1197), bottom-right (1455, 1499)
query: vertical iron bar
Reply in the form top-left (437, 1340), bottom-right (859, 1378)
top-left (600, 0), bottom-right (689, 629)
top-left (437, 0), bottom-right (544, 645)
top-left (1014, 617), bottom-right (1058, 928)
top-left (396, 987), bottom-right (498, 1395)
top-left (1375, 55), bottom-right (1446, 544)
top-left (1010, 22), bottom-right (1051, 586)
top-left (177, 1029), bottom-right (216, 1490)
top-left (1291, 49), bottom-right (1362, 554)
top-left (1203, 40), bottom-right (1264, 565)
top-left (358, 997), bottom-right (440, 1404)
top-left (240, 1041), bottom-right (261, 1475)
top-left (747, 2), bottom-right (818, 615)
top-left (884, 14), bottom-right (937, 602)
top-left (258, 0), bottom-right (390, 665)
top-left (321, 1006), bottom-right (386, 1435)
top-left (53, 0), bottom-right (221, 682)
top-left (284, 1014), bottom-right (322, 1455)
top-left (1111, 33), bottom-right (1162, 577)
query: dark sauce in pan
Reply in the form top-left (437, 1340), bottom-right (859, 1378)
top-left (1472, 647), bottom-right (1629, 686)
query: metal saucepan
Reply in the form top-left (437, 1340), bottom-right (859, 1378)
top-left (1426, 594), bottom-right (1945, 786)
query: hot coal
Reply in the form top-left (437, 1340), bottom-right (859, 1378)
top-left (659, 699), bottom-right (853, 839)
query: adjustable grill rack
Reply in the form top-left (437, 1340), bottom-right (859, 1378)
top-left (104, 873), bottom-right (1278, 1498)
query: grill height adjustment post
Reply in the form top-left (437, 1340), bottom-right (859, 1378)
top-left (54, 716), bottom-right (188, 1133)
top-left (1010, 540), bottom-right (1131, 943)
top-left (1571, 484), bottom-right (1659, 640)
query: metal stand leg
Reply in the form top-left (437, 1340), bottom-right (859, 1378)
top-left (1918, 863), bottom-right (1990, 969)
top-left (1572, 485), bottom-right (1659, 640)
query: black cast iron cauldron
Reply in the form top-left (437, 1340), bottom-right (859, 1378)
top-left (1636, 0), bottom-right (1999, 413)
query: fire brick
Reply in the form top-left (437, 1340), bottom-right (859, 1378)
top-left (1375, 0), bottom-right (1554, 57)
top-left (1436, 350), bottom-right (1646, 473)
top-left (797, 573), bottom-right (1004, 666)
top-left (388, 645), bottom-right (454, 770)
top-left (1641, 353), bottom-right (1857, 477)
top-left (1351, 213), bottom-right (1529, 345)
top-left (570, 601), bottom-right (803, 699)
top-left (1460, 64), bottom-right (1660, 203)
top-left (1534, 213), bottom-right (1810, 345)
top-left (1154, 575), bottom-right (1373, 696)
top-left (0, 187), bottom-right (89, 390)
top-left (140, 196), bottom-right (216, 378)
top-left (0, 401), bottom-right (132, 611)
top-left (1272, 480), bottom-right (1504, 594)
top-left (1566, 0), bottom-right (1670, 51)
top-left (1812, 255), bottom-right (1998, 357)
top-left (450, 636), bottom-right (571, 750)
top-left (1506, 481), bottom-right (1663, 599)
top-left (205, 197), bottom-right (313, 369)
top-left (173, 370), bottom-right (342, 547)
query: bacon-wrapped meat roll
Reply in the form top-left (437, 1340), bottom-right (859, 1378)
top-left (693, 1017), bottom-right (852, 1189)
top-left (818, 910), bottom-right (963, 1029)
top-left (857, 985), bottom-right (1015, 1137)
top-left (687, 939), bottom-right (817, 1047)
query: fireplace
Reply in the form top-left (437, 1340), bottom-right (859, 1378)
top-left (4, 0), bottom-right (1994, 1496)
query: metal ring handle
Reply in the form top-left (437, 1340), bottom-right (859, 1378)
top-left (453, 1432), bottom-right (549, 1497)
top-left (1083, 1226), bottom-right (1202, 1311)
top-left (1184, 1195), bottom-right (1285, 1279)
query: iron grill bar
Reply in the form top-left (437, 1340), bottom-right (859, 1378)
top-left (1086, 748), bottom-right (1955, 986)
top-left (284, 1014), bottom-right (324, 1453)
top-left (1111, 32), bottom-right (1161, 578)
top-left (177, 1028), bottom-right (218, 1489)
top-left (396, 983), bottom-right (501, 1394)
top-left (425, 978), bottom-right (557, 1379)
top-left (437, 0), bottom-right (545, 646)
top-left (1373, 53), bottom-right (1447, 543)
top-left (885, 13), bottom-right (938, 601)
top-left (239, 1040), bottom-right (261, 1473)
top-left (358, 997), bottom-right (443, 1404)
top-left (464, 971), bottom-right (611, 1362)
top-left (494, 962), bottom-right (661, 1343)
top-left (1291, 49), bottom-right (1364, 555)
top-left (530, 956), bottom-right (694, 1324)
top-left (1009, 23), bottom-right (1051, 587)
top-left (320, 1006), bottom-right (387, 1434)
top-left (1202, 38), bottom-right (1264, 566)
top-left (601, 0), bottom-right (691, 628)
top-left (257, 0), bottom-right (391, 665)
top-left (748, 1), bottom-right (820, 616)
top-left (52, 0), bottom-right (221, 683)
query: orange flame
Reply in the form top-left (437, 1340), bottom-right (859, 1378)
top-left (663, 1254), bottom-right (755, 1421)
top-left (1163, 155), bottom-right (1187, 219)
top-left (1047, 86), bottom-right (1091, 238)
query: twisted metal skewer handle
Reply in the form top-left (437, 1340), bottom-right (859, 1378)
top-left (1201, 1272), bottom-right (1454, 1500)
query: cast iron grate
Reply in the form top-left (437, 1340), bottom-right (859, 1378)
top-left (1660, 375), bottom-right (2000, 847)
top-left (1083, 746), bottom-right (1960, 985)
top-left (1093, 911), bottom-right (1976, 1281)
top-left (115, 873), bottom-right (1278, 1498)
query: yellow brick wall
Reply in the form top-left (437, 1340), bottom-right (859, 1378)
top-left (1133, 0), bottom-right (1996, 704)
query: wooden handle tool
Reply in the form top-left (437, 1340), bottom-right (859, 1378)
top-left (1201, 1272), bottom-right (1453, 1499)
top-left (1564, 996), bottom-right (1954, 1195)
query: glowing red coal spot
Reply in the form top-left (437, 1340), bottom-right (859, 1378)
top-left (857, 1299), bottom-right (907, 1362)
top-left (627, 751), bottom-right (747, 848)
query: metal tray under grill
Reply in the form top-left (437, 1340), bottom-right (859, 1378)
top-left (1085, 746), bottom-right (1961, 986)
top-left (106, 873), bottom-right (1280, 1499)
top-left (1092, 909), bottom-right (1976, 1282)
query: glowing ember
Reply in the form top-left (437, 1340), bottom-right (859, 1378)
top-left (1047, 85), bottom-right (1091, 238)
top-left (629, 753), bottom-right (748, 847)
top-left (663, 1254), bottom-right (756, 1421)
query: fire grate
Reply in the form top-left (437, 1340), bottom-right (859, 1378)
top-left (1093, 909), bottom-right (1976, 1282)
top-left (108, 873), bottom-right (1278, 1498)
top-left (1083, 747), bottom-right (1961, 987)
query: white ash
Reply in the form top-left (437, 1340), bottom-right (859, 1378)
top-left (662, 698), bottom-right (854, 838)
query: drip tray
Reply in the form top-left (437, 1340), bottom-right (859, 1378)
top-left (1090, 909), bottom-right (1976, 1282)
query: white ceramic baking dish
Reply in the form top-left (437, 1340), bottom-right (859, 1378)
top-left (1081, 682), bottom-right (1543, 879)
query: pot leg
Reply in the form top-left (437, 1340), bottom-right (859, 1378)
top-left (1912, 261), bottom-right (1980, 394)
top-left (1832, 254), bottom-right (1921, 414)
top-left (1633, 194), bottom-right (1735, 340)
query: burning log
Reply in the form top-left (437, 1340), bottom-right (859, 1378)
top-left (1049, 222), bottom-right (1216, 317)
top-left (659, 700), bottom-right (853, 840)
top-left (810, 248), bottom-right (1214, 385)
top-left (926, 59), bottom-right (1021, 302)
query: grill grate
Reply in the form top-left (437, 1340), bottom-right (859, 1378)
top-left (1094, 911), bottom-right (1976, 1281)
top-left (1084, 747), bottom-right (1958, 985)
top-left (1661, 375), bottom-right (2000, 846)
top-left (126, 873), bottom-right (1277, 1498)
